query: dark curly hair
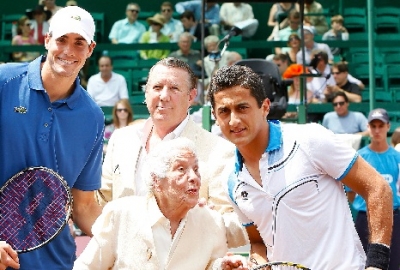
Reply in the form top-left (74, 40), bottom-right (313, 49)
top-left (208, 65), bottom-right (267, 109)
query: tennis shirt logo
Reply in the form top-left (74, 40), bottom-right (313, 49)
top-left (71, 15), bottom-right (81, 21)
top-left (14, 106), bottom-right (27, 114)
top-left (241, 190), bottom-right (249, 200)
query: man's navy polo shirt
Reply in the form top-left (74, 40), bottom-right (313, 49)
top-left (0, 56), bottom-right (104, 269)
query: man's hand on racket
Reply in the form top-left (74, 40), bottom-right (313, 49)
top-left (0, 241), bottom-right (20, 269)
top-left (220, 252), bottom-right (249, 270)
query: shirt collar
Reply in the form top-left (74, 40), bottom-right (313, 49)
top-left (139, 114), bottom-right (190, 144)
top-left (123, 18), bottom-right (138, 25)
top-left (170, 114), bottom-right (189, 138)
top-left (147, 194), bottom-right (190, 227)
top-left (27, 55), bottom-right (82, 109)
top-left (234, 120), bottom-right (283, 173)
top-left (148, 195), bottom-right (166, 227)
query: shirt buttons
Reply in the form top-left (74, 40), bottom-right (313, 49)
top-left (48, 107), bottom-right (52, 112)
top-left (44, 123), bottom-right (49, 127)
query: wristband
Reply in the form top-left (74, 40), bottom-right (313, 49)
top-left (365, 243), bottom-right (390, 270)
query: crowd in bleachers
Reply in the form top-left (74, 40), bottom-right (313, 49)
top-left (1, 2), bottom-right (400, 269)
top-left (1, 1), bottom-right (400, 123)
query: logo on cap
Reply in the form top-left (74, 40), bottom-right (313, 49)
top-left (71, 15), bottom-right (81, 21)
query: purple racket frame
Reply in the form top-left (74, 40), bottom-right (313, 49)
top-left (0, 166), bottom-right (73, 253)
top-left (252, 261), bottom-right (311, 270)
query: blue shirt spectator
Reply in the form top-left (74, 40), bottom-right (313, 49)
top-left (109, 3), bottom-right (146, 44)
top-left (175, 0), bottom-right (220, 25)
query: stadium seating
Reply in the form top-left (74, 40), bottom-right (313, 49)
top-left (1, 14), bottom-right (23, 41)
top-left (375, 7), bottom-right (400, 34)
top-left (91, 12), bottom-right (105, 43)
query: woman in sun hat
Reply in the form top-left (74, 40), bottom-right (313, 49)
top-left (25, 5), bottom-right (52, 44)
top-left (139, 13), bottom-right (170, 60)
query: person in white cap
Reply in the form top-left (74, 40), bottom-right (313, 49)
top-left (0, 6), bottom-right (104, 270)
top-left (296, 25), bottom-right (333, 65)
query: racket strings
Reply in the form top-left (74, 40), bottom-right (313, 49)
top-left (0, 167), bottom-right (72, 252)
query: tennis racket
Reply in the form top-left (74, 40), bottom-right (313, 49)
top-left (0, 166), bottom-right (73, 253)
top-left (252, 261), bottom-right (311, 270)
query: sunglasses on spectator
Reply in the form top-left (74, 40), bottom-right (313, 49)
top-left (116, 108), bottom-right (128, 112)
top-left (162, 9), bottom-right (172, 12)
top-left (289, 37), bottom-right (299, 41)
top-left (332, 71), bottom-right (342, 75)
top-left (333, 101), bottom-right (346, 107)
top-left (25, 23), bottom-right (32, 27)
top-left (128, 9), bottom-right (139, 13)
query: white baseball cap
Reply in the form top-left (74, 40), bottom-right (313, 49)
top-left (49, 6), bottom-right (95, 44)
top-left (302, 25), bottom-right (315, 35)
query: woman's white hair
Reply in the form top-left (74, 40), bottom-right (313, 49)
top-left (144, 137), bottom-right (197, 189)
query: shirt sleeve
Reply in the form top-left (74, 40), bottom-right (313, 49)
top-left (73, 202), bottom-right (117, 269)
top-left (108, 21), bottom-right (120, 40)
top-left (358, 113), bottom-right (368, 132)
top-left (348, 83), bottom-right (361, 96)
top-left (118, 75), bottom-right (129, 99)
top-left (306, 123), bottom-right (358, 180)
top-left (175, 1), bottom-right (193, 14)
top-left (347, 73), bottom-right (362, 85)
top-left (73, 114), bottom-right (104, 191)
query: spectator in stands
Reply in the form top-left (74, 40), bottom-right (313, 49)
top-left (286, 33), bottom-right (301, 64)
top-left (272, 53), bottom-right (289, 77)
top-left (42, 0), bottom-right (63, 18)
top-left (103, 99), bottom-right (134, 154)
top-left (350, 108), bottom-right (400, 270)
top-left (322, 92), bottom-right (368, 136)
top-left (74, 138), bottom-right (245, 269)
top-left (304, 0), bottom-right (328, 35)
top-left (273, 9), bottom-right (301, 54)
top-left (203, 35), bottom-right (224, 80)
top-left (322, 15), bottom-right (349, 57)
top-left (282, 63), bottom-right (313, 105)
top-left (325, 61), bottom-right (362, 103)
top-left (306, 50), bottom-right (336, 103)
top-left (203, 35), bottom-right (243, 86)
top-left (175, 0), bottom-right (220, 36)
top-left (87, 55), bottom-right (129, 107)
top-left (109, 3), bottom-right (146, 44)
top-left (169, 32), bottom-right (202, 78)
top-left (226, 51), bottom-right (242, 66)
top-left (267, 2), bottom-right (299, 29)
top-left (11, 16), bottom-right (40, 62)
top-left (158, 1), bottom-right (184, 43)
top-left (219, 2), bottom-right (259, 38)
top-left (179, 10), bottom-right (209, 42)
top-left (139, 13), bottom-right (170, 60)
top-left (26, 4), bottom-right (52, 45)
top-left (96, 57), bottom-right (248, 249)
top-left (296, 25), bottom-right (333, 65)
top-left (391, 127), bottom-right (400, 151)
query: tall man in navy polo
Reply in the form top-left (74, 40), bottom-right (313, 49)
top-left (0, 6), bottom-right (104, 269)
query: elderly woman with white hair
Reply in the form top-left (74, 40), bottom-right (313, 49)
top-left (74, 138), bottom-right (247, 270)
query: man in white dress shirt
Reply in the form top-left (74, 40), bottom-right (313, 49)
top-left (87, 55), bottom-right (129, 107)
